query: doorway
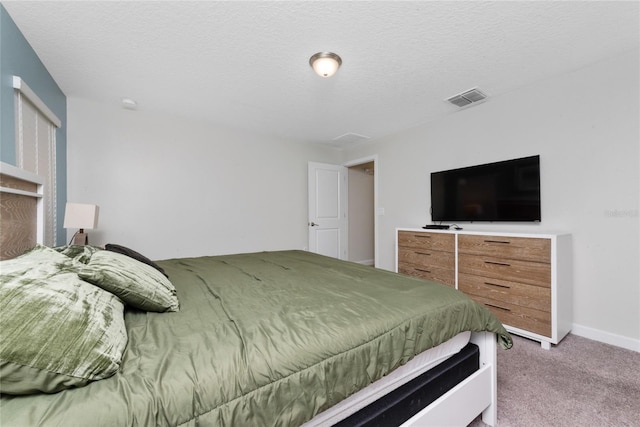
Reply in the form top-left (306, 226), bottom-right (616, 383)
top-left (346, 156), bottom-right (377, 267)
top-left (307, 156), bottom-right (378, 266)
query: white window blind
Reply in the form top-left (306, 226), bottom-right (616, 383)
top-left (13, 76), bottom-right (60, 246)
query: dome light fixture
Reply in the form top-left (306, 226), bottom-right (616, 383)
top-left (121, 97), bottom-right (138, 110)
top-left (309, 52), bottom-right (342, 78)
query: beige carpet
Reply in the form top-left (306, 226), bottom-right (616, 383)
top-left (468, 334), bottom-right (640, 427)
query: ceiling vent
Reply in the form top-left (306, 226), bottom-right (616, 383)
top-left (446, 88), bottom-right (488, 108)
top-left (330, 132), bottom-right (371, 147)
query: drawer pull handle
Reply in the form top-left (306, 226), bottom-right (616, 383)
top-left (485, 261), bottom-right (511, 267)
top-left (485, 281), bottom-right (510, 289)
top-left (415, 235), bottom-right (431, 238)
top-left (415, 268), bottom-right (431, 273)
top-left (484, 239), bottom-right (510, 244)
top-left (484, 303), bottom-right (511, 312)
top-left (415, 251), bottom-right (431, 256)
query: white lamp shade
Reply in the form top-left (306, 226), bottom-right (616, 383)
top-left (63, 203), bottom-right (99, 230)
top-left (310, 52), bottom-right (342, 78)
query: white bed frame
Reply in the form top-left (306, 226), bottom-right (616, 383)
top-left (0, 163), bottom-right (498, 427)
top-left (402, 331), bottom-right (497, 426)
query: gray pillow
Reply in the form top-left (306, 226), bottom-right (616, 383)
top-left (105, 243), bottom-right (168, 277)
top-left (0, 245), bottom-right (128, 395)
top-left (79, 250), bottom-right (179, 312)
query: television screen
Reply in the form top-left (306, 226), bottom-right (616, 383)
top-left (431, 155), bottom-right (541, 222)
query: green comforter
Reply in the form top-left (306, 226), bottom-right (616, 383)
top-left (1, 250), bottom-right (511, 426)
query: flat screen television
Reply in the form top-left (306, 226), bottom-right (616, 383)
top-left (431, 155), bottom-right (541, 222)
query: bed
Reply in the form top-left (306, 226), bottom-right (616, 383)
top-left (0, 164), bottom-right (512, 427)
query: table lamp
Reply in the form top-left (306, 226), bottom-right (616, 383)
top-left (63, 203), bottom-right (99, 245)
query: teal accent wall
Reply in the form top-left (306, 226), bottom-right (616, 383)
top-left (0, 4), bottom-right (67, 245)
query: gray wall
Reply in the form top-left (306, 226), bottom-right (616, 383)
top-left (67, 97), bottom-right (341, 260)
top-left (345, 50), bottom-right (640, 349)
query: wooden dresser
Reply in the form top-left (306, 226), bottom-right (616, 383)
top-left (396, 228), bottom-right (572, 349)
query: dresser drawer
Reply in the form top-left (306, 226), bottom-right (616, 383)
top-left (458, 254), bottom-right (551, 288)
top-left (458, 234), bottom-right (551, 264)
top-left (398, 231), bottom-right (454, 252)
top-left (398, 264), bottom-right (455, 287)
top-left (458, 273), bottom-right (550, 312)
top-left (466, 293), bottom-right (551, 337)
top-left (398, 247), bottom-right (455, 270)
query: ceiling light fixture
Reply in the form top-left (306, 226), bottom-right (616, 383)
top-left (309, 52), bottom-right (342, 78)
top-left (121, 98), bottom-right (138, 110)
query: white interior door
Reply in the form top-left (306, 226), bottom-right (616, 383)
top-left (308, 162), bottom-right (347, 259)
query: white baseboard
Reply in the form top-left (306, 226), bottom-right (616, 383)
top-left (571, 323), bottom-right (640, 352)
top-left (354, 259), bottom-right (375, 266)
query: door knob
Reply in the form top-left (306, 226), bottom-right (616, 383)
top-left (309, 222), bottom-right (320, 227)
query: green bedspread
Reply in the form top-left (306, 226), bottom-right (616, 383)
top-left (1, 250), bottom-right (511, 426)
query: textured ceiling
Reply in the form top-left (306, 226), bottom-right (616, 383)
top-left (3, 1), bottom-right (639, 147)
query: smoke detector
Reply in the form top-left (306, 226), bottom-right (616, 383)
top-left (446, 88), bottom-right (488, 108)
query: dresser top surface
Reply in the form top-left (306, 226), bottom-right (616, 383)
top-left (397, 227), bottom-right (570, 239)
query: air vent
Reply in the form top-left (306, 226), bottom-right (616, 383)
top-left (446, 88), bottom-right (487, 108)
top-left (330, 132), bottom-right (371, 147)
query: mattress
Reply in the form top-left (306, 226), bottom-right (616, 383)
top-left (304, 331), bottom-right (471, 426)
